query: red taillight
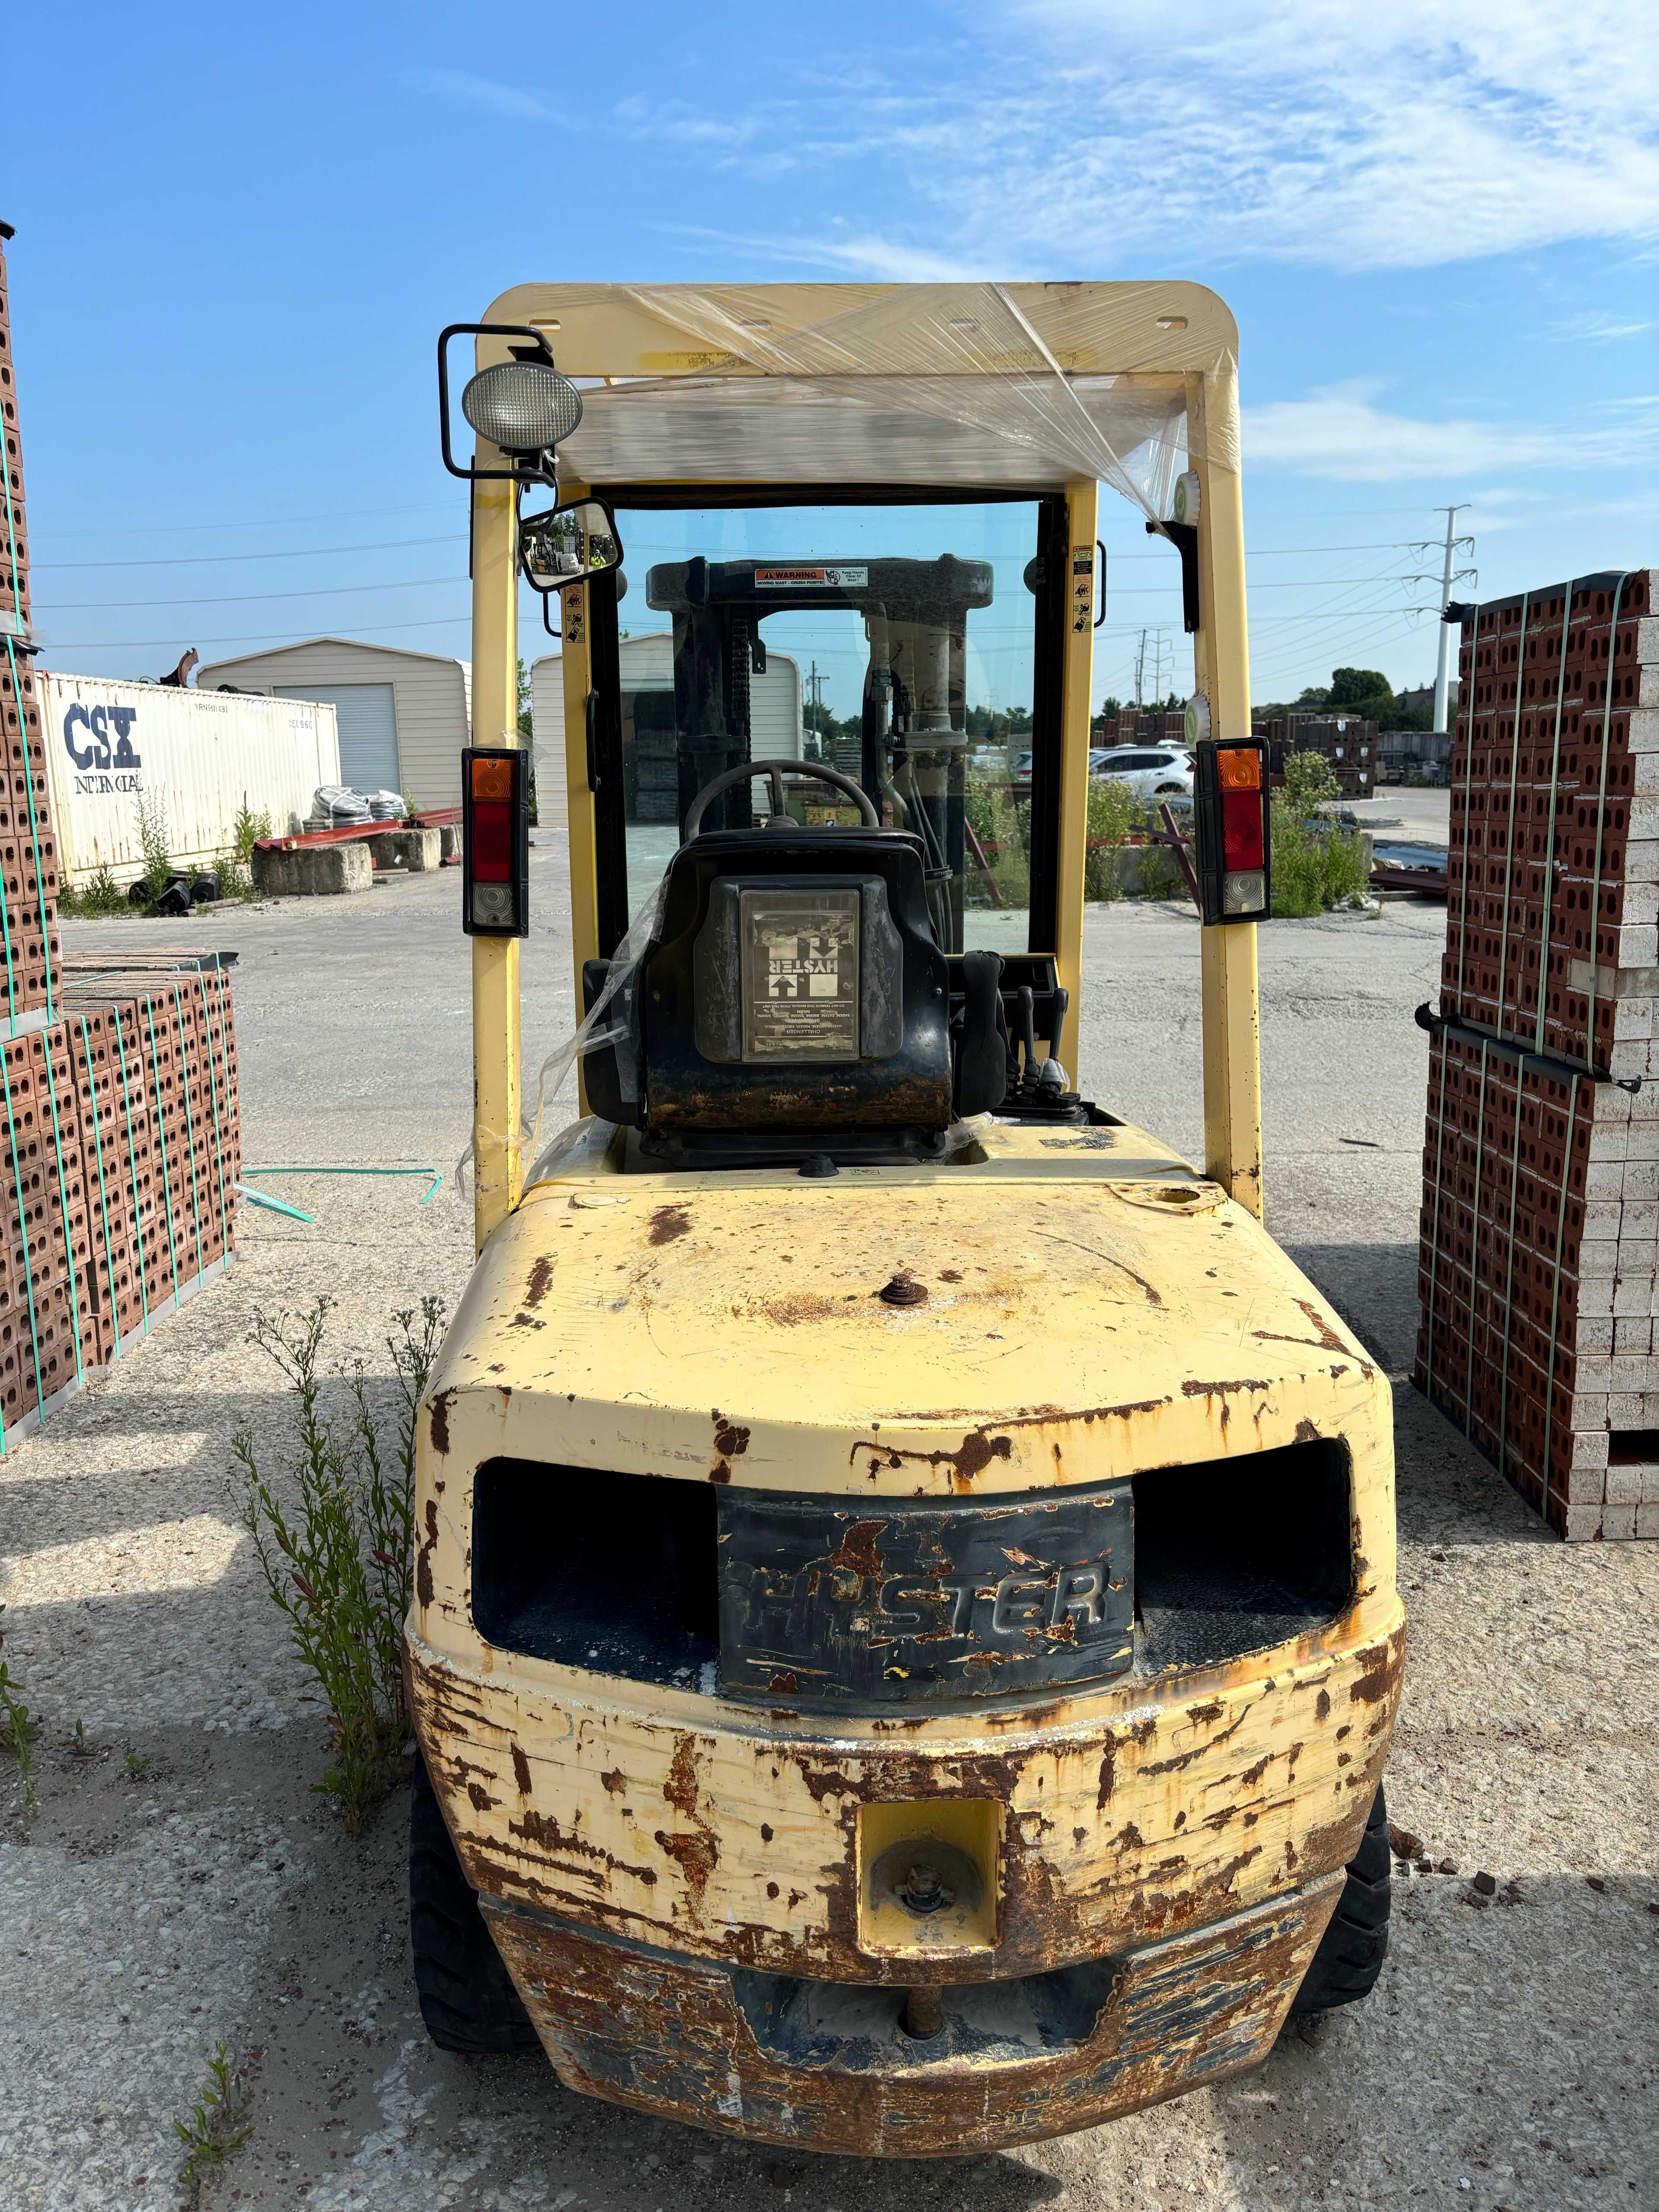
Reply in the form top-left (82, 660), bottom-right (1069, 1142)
top-left (1222, 788), bottom-right (1265, 869)
top-left (1193, 737), bottom-right (1271, 925)
top-left (471, 799), bottom-right (512, 881)
top-left (463, 746), bottom-right (528, 936)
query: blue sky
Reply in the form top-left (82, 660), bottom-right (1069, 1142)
top-left (6, 0), bottom-right (1656, 710)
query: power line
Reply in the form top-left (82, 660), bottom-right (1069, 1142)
top-left (37, 575), bottom-right (463, 612)
top-left (32, 534), bottom-right (464, 571)
top-left (29, 500), bottom-right (458, 545)
top-left (41, 613), bottom-right (475, 653)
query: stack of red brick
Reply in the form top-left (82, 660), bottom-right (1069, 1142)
top-left (1416, 568), bottom-right (1658, 1539)
top-left (0, 225), bottom-right (241, 1440)
top-left (0, 963), bottom-right (242, 1429)
top-left (1260, 715), bottom-right (1375, 798)
top-left (0, 221), bottom-right (59, 1033)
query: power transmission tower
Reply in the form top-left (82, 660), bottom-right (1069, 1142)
top-left (1405, 508), bottom-right (1476, 731)
top-left (1134, 630), bottom-right (1146, 708)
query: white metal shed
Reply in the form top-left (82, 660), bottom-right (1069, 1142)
top-left (529, 637), bottom-right (801, 830)
top-left (194, 638), bottom-right (473, 814)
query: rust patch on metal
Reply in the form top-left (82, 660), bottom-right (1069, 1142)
top-left (1096, 1735), bottom-right (1116, 1809)
top-left (601, 1768), bottom-right (626, 1796)
top-left (427, 1388), bottom-right (455, 1456)
top-left (511, 1744), bottom-right (531, 1794)
top-left (648, 1202), bottom-right (692, 1246)
top-left (467, 1780), bottom-right (498, 1812)
top-left (1349, 1636), bottom-right (1405, 1707)
top-left (1181, 1377), bottom-right (1272, 1398)
top-left (1295, 1417), bottom-right (1321, 1443)
top-left (509, 1805), bottom-right (659, 1888)
top-left (1141, 1705), bottom-right (1249, 1776)
top-left (1252, 1298), bottom-right (1347, 1354)
top-left (654, 1828), bottom-right (718, 1901)
top-left (1186, 1700), bottom-right (1225, 1726)
top-left (712, 1411), bottom-right (751, 1458)
top-left (416, 1498), bottom-right (438, 1609)
top-left (524, 1255), bottom-right (553, 1309)
top-left (1316, 1688), bottom-right (1331, 1721)
top-left (769, 1672), bottom-right (799, 1695)
top-left (826, 1519), bottom-right (887, 1582)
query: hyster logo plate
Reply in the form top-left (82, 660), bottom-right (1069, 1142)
top-left (717, 1482), bottom-right (1134, 1706)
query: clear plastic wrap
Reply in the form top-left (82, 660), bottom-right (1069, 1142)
top-left (548, 282), bottom-right (1238, 523)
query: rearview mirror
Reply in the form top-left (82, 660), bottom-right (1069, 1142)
top-left (521, 499), bottom-right (624, 592)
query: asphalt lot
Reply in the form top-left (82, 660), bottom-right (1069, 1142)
top-left (1, 854), bottom-right (1654, 2212)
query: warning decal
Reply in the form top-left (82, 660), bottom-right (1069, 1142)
top-left (739, 887), bottom-right (860, 1060)
top-left (753, 565), bottom-right (868, 591)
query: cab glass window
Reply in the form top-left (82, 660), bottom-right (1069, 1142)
top-left (593, 499), bottom-right (1057, 959)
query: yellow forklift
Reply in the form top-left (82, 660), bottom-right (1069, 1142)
top-left (407, 283), bottom-right (1404, 2155)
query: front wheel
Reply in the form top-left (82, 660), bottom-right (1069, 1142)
top-left (1154, 781), bottom-right (1187, 794)
top-left (410, 1755), bottom-right (540, 2054)
top-left (1290, 1783), bottom-right (1391, 2014)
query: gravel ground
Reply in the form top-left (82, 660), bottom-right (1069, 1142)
top-left (1, 862), bottom-right (1655, 2212)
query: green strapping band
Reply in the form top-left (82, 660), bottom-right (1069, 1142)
top-left (190, 971), bottom-right (229, 1260)
top-left (0, 636), bottom-right (27, 1038)
top-left (1584, 574), bottom-right (1634, 1065)
top-left (1533, 582), bottom-right (1578, 1055)
top-left (168, 979), bottom-right (206, 1283)
top-left (0, 1043), bottom-right (45, 1437)
top-left (142, 996), bottom-right (181, 1300)
top-left (39, 1042), bottom-right (84, 1388)
top-left (77, 1011), bottom-right (121, 1363)
top-left (3, 633), bottom-right (53, 1024)
top-left (1494, 594), bottom-right (1530, 1026)
top-left (111, 1005), bottom-right (151, 1333)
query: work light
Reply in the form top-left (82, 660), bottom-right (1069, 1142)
top-left (1192, 736), bottom-right (1271, 924)
top-left (438, 322), bottom-right (583, 486)
top-left (461, 360), bottom-right (583, 457)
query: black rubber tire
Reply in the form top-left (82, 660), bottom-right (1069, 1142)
top-left (1290, 1782), bottom-right (1391, 2015)
top-left (409, 1756), bottom-right (540, 2054)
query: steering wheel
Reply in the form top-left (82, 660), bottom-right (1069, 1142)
top-left (683, 757), bottom-right (879, 840)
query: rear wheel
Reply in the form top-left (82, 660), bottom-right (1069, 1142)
top-left (1290, 1783), bottom-right (1391, 2014)
top-left (410, 1755), bottom-right (540, 2054)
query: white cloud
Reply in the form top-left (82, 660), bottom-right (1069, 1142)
top-left (623, 4), bottom-right (1659, 273)
top-left (1244, 381), bottom-right (1659, 480)
top-left (420, 70), bottom-right (556, 123)
top-left (662, 224), bottom-right (987, 284)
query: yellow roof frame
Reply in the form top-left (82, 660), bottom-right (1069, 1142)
top-left (464, 282), bottom-right (1259, 1249)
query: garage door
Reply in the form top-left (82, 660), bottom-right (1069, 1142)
top-left (276, 682), bottom-right (399, 793)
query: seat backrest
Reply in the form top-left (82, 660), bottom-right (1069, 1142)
top-left (636, 826), bottom-right (952, 1134)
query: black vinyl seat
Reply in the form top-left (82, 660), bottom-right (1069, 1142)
top-left (583, 820), bottom-right (953, 1155)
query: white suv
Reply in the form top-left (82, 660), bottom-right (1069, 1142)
top-left (1090, 745), bottom-right (1194, 798)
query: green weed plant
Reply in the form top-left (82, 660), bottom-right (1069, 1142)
top-left (235, 1297), bottom-right (443, 1831)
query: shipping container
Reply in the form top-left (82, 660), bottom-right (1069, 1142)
top-left (38, 672), bottom-right (340, 887)
top-left (195, 636), bottom-right (471, 814)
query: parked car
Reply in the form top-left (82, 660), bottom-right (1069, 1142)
top-left (1090, 745), bottom-right (1194, 798)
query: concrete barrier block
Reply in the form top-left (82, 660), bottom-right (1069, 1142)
top-left (367, 827), bottom-right (442, 873)
top-left (251, 841), bottom-right (373, 897)
top-left (439, 823), bottom-right (462, 863)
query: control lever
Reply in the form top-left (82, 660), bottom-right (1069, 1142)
top-left (1017, 988), bottom-right (1038, 1103)
top-left (953, 952), bottom-right (1008, 1117)
top-left (1038, 984), bottom-right (1070, 1098)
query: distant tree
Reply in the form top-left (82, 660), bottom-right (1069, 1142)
top-left (1163, 693), bottom-right (1184, 712)
top-left (1296, 683), bottom-right (1332, 711)
top-left (1099, 694), bottom-right (1121, 717)
top-left (1329, 667), bottom-right (1392, 708)
top-left (515, 657), bottom-right (532, 741)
